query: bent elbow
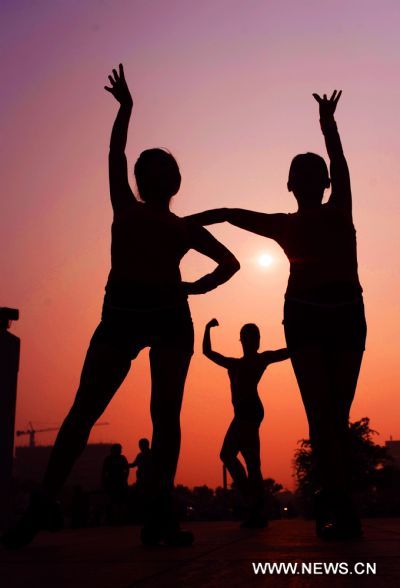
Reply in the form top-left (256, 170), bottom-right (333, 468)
top-left (229, 256), bottom-right (241, 275)
top-left (219, 256), bottom-right (240, 281)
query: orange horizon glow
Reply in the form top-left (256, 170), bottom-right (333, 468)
top-left (2, 1), bottom-right (400, 490)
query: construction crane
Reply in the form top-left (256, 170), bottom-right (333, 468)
top-left (16, 421), bottom-right (109, 448)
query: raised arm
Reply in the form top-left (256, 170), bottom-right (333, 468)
top-left (203, 319), bottom-right (234, 368)
top-left (185, 209), bottom-right (286, 241)
top-left (105, 63), bottom-right (136, 213)
top-left (312, 90), bottom-right (352, 216)
top-left (183, 224), bottom-right (240, 295)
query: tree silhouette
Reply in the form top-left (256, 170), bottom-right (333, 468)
top-left (293, 417), bottom-right (394, 516)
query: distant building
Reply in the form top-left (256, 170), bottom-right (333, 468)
top-left (385, 440), bottom-right (400, 469)
top-left (14, 443), bottom-right (113, 491)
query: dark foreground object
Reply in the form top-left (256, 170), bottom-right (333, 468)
top-left (1, 519), bottom-right (399, 587)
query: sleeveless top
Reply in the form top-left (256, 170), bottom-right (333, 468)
top-left (104, 203), bottom-right (191, 311)
top-left (273, 204), bottom-right (363, 304)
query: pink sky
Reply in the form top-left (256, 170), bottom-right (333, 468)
top-left (1, 0), bottom-right (400, 489)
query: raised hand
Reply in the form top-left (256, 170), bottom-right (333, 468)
top-left (312, 90), bottom-right (342, 119)
top-left (207, 318), bottom-right (219, 328)
top-left (105, 63), bottom-right (133, 106)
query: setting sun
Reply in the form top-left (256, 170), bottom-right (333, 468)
top-left (258, 253), bottom-right (273, 268)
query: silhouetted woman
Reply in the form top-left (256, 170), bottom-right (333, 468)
top-left (3, 64), bottom-right (239, 548)
top-left (203, 319), bottom-right (288, 527)
top-left (187, 91), bottom-right (366, 539)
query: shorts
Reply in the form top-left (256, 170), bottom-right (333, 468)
top-left (283, 297), bottom-right (367, 352)
top-left (90, 302), bottom-right (194, 359)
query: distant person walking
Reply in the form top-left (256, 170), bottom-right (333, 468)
top-left (203, 319), bottom-right (288, 527)
top-left (189, 91), bottom-right (366, 539)
top-left (2, 64), bottom-right (239, 549)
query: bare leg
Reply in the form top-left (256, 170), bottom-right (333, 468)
top-left (324, 351), bottom-right (364, 491)
top-left (290, 350), bottom-right (363, 492)
top-left (220, 419), bottom-right (248, 496)
top-left (238, 422), bottom-right (268, 527)
top-left (42, 337), bottom-right (131, 498)
top-left (290, 351), bottom-right (331, 487)
top-left (149, 346), bottom-right (192, 493)
top-left (239, 423), bottom-right (264, 505)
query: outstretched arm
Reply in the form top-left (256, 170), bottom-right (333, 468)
top-left (312, 90), bottom-right (352, 216)
top-left (185, 209), bottom-right (286, 241)
top-left (260, 348), bottom-right (290, 367)
top-left (105, 63), bottom-right (136, 213)
top-left (183, 224), bottom-right (240, 295)
top-left (203, 319), bottom-right (234, 368)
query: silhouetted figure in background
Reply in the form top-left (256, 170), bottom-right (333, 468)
top-left (129, 438), bottom-right (152, 489)
top-left (102, 444), bottom-right (129, 494)
top-left (189, 91), bottom-right (366, 539)
top-left (102, 444), bottom-right (129, 524)
top-left (2, 63), bottom-right (239, 549)
top-left (203, 319), bottom-right (288, 528)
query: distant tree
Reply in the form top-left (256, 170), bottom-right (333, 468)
top-left (174, 484), bottom-right (193, 504)
top-left (263, 478), bottom-right (283, 496)
top-left (293, 417), bottom-right (394, 515)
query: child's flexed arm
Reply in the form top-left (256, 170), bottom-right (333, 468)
top-left (313, 90), bottom-right (352, 216)
top-left (260, 348), bottom-right (290, 368)
top-left (203, 319), bottom-right (234, 369)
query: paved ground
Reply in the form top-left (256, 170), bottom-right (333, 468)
top-left (1, 519), bottom-right (400, 587)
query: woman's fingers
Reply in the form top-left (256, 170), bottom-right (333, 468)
top-left (104, 86), bottom-right (113, 93)
top-left (334, 89), bottom-right (342, 104)
top-left (314, 90), bottom-right (342, 114)
top-left (106, 65), bottom-right (126, 91)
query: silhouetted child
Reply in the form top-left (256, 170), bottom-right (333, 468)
top-left (203, 319), bottom-right (288, 527)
